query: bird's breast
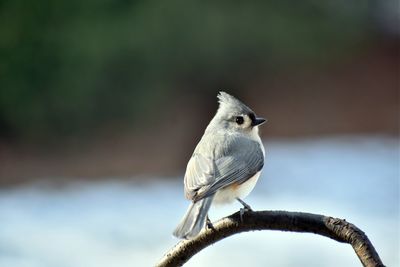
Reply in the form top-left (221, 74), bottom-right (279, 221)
top-left (213, 171), bottom-right (261, 205)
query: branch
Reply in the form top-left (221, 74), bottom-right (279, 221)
top-left (156, 210), bottom-right (385, 267)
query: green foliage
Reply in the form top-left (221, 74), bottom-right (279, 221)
top-left (0, 0), bottom-right (370, 138)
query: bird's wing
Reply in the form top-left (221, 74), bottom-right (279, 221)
top-left (184, 153), bottom-right (216, 200)
top-left (184, 135), bottom-right (264, 201)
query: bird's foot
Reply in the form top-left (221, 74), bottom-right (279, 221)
top-left (206, 216), bottom-right (215, 230)
top-left (237, 198), bottom-right (253, 222)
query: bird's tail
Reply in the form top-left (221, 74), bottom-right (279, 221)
top-left (173, 196), bottom-right (213, 239)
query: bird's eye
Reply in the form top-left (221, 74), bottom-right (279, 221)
top-left (235, 116), bottom-right (244, 125)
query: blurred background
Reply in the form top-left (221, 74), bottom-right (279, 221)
top-left (0, 1), bottom-right (399, 267)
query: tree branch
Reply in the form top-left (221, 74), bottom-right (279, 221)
top-left (156, 210), bottom-right (385, 267)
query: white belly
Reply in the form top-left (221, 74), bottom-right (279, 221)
top-left (213, 171), bottom-right (261, 205)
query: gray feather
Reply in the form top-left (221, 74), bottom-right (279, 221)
top-left (217, 91), bottom-right (254, 116)
top-left (174, 91), bottom-right (265, 240)
top-left (172, 196), bottom-right (213, 239)
top-left (184, 133), bottom-right (264, 202)
top-left (184, 154), bottom-right (215, 200)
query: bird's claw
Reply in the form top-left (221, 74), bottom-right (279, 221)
top-left (206, 216), bottom-right (215, 230)
top-left (237, 198), bottom-right (253, 222)
top-left (239, 206), bottom-right (252, 222)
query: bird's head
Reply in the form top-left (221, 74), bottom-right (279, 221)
top-left (212, 91), bottom-right (266, 134)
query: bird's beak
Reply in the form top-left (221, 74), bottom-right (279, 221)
top-left (252, 117), bottom-right (267, 126)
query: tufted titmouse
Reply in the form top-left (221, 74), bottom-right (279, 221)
top-left (173, 91), bottom-right (266, 239)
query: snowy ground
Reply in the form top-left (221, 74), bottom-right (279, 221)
top-left (0, 136), bottom-right (398, 267)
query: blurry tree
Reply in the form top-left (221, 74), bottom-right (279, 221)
top-left (0, 0), bottom-right (371, 140)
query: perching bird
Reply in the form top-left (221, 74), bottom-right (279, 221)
top-left (173, 91), bottom-right (266, 239)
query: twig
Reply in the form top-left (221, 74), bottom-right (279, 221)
top-left (156, 210), bottom-right (385, 267)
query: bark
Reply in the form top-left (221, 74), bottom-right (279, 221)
top-left (156, 210), bottom-right (385, 267)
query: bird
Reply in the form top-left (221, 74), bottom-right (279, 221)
top-left (173, 91), bottom-right (266, 239)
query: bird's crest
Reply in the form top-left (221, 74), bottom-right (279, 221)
top-left (217, 91), bottom-right (253, 115)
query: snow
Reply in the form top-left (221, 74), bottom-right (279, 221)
top-left (0, 136), bottom-right (398, 267)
